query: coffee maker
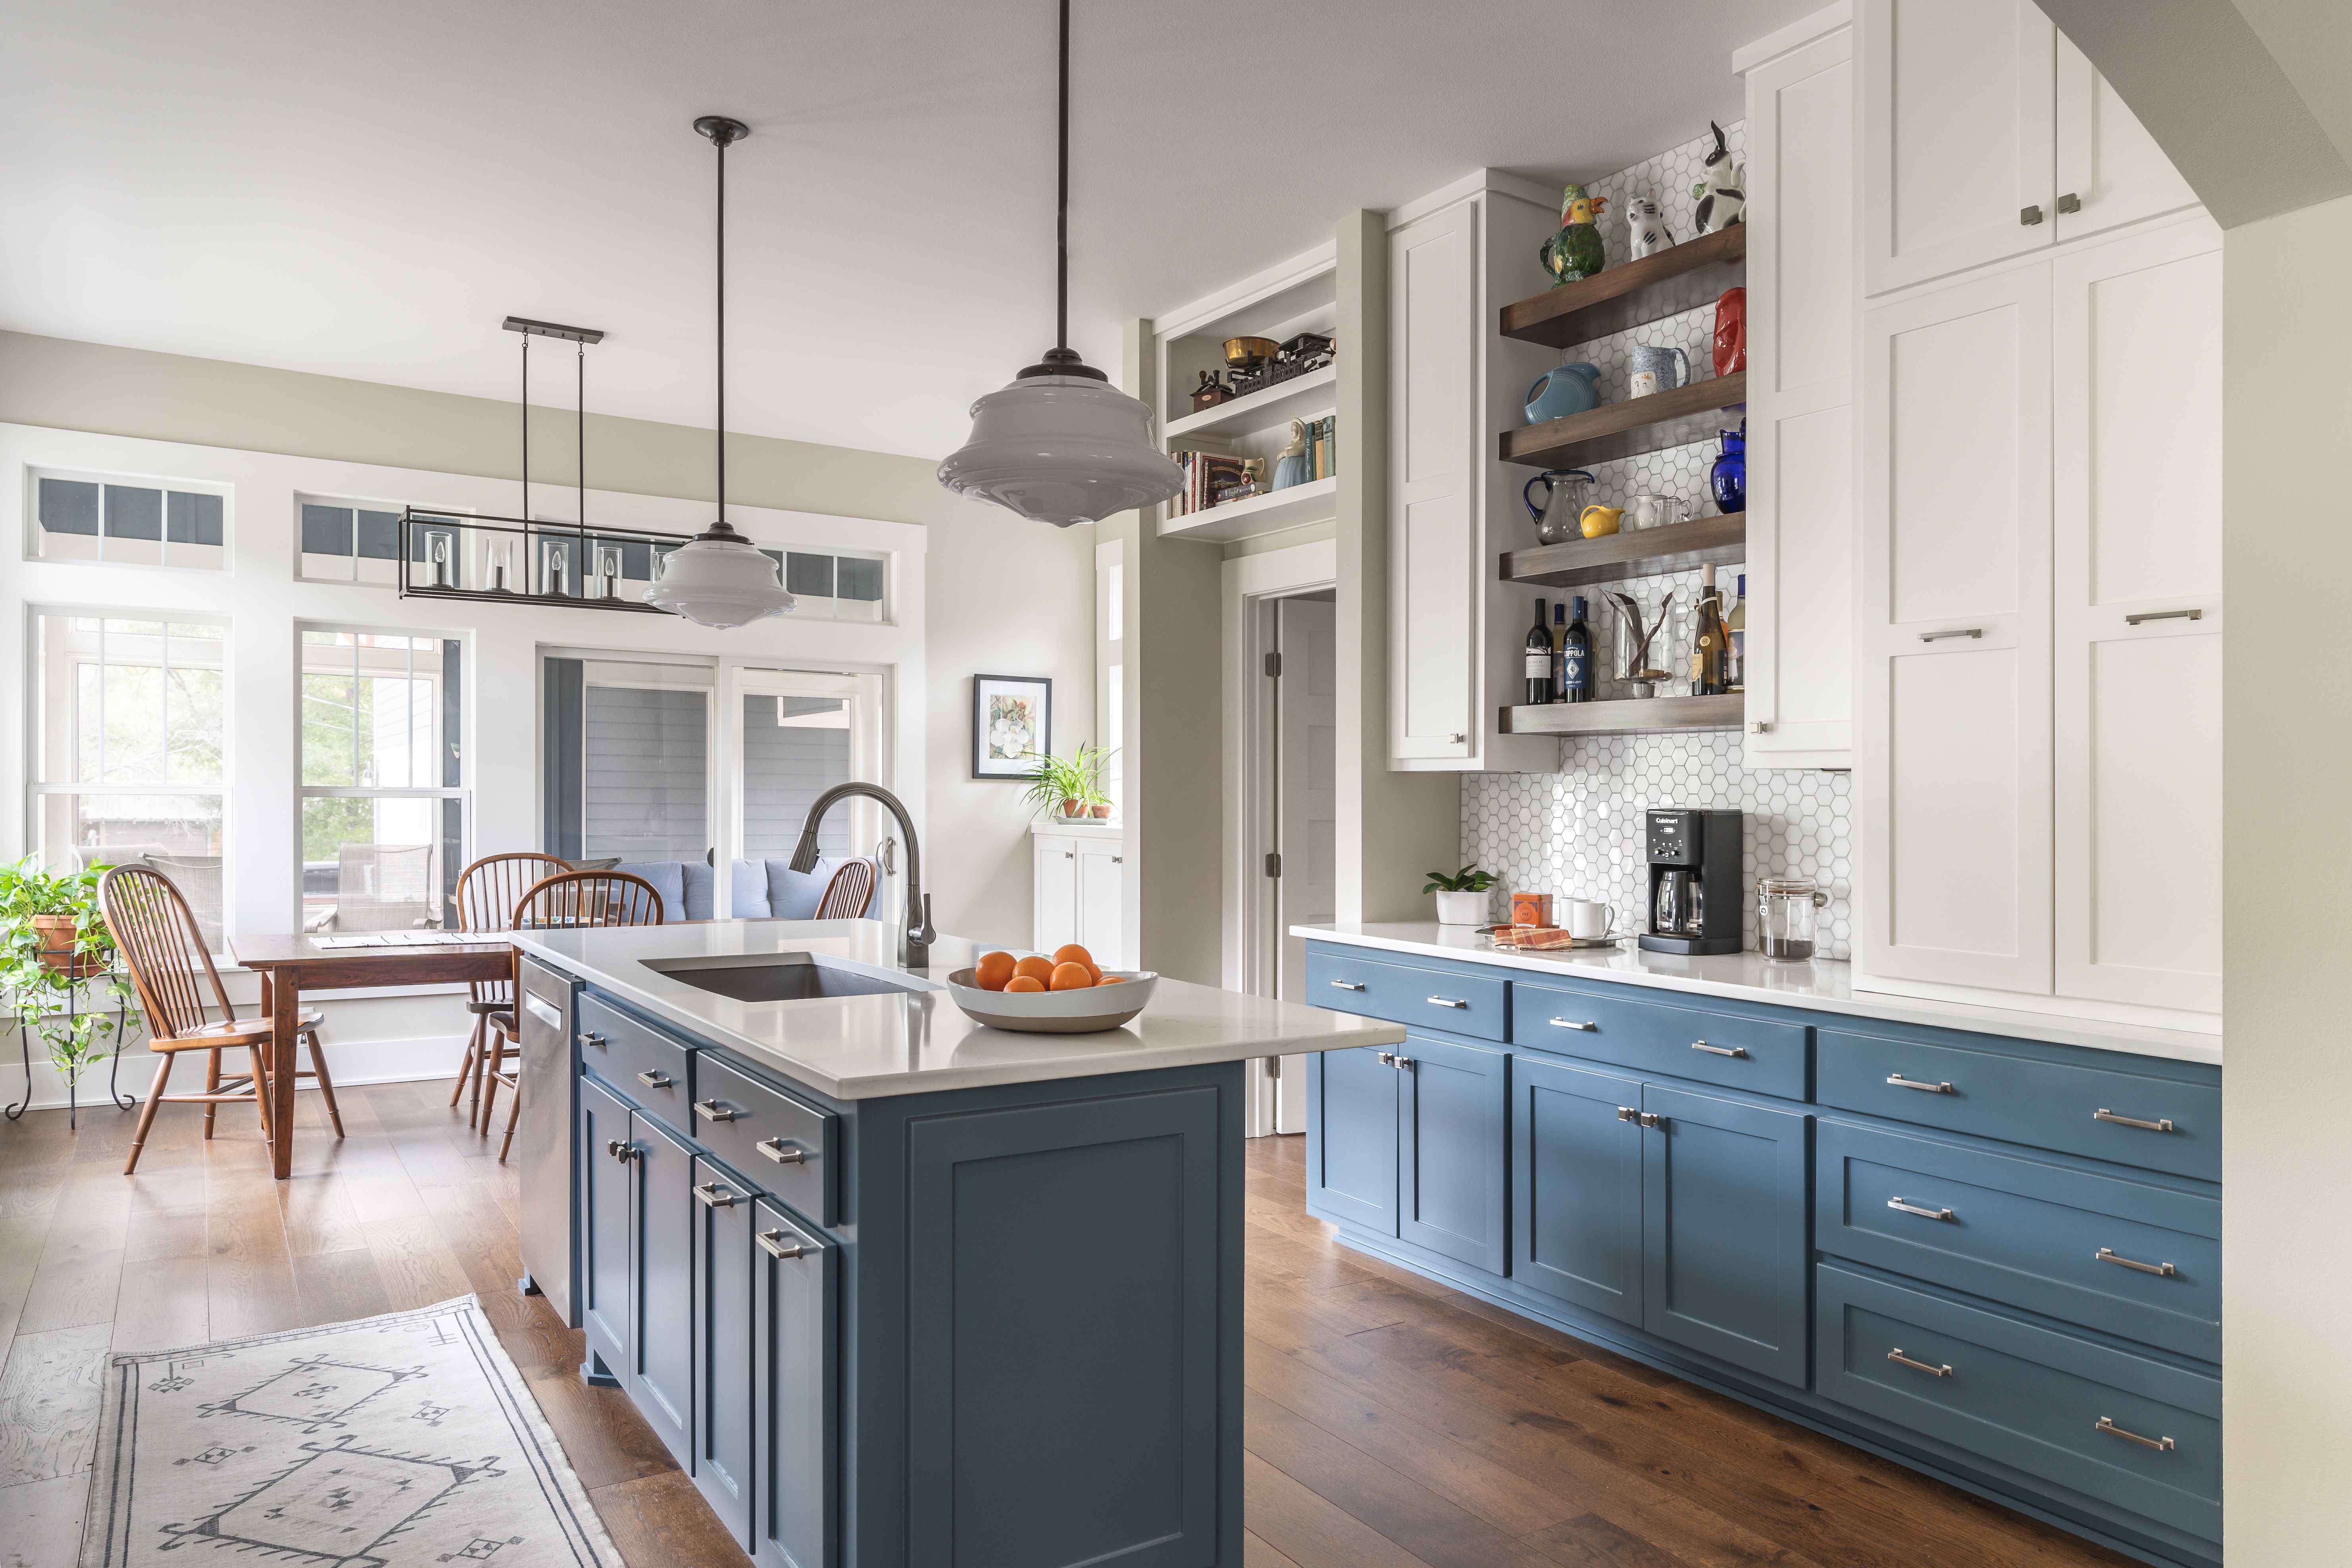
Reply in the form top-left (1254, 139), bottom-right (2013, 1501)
top-left (1638, 808), bottom-right (1743, 956)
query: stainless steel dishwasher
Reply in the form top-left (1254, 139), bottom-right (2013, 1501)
top-left (515, 955), bottom-right (580, 1325)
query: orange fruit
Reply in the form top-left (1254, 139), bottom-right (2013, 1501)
top-left (1049, 961), bottom-right (1096, 991)
top-left (1096, 974), bottom-right (1126, 984)
top-left (1052, 943), bottom-right (1099, 980)
top-left (1011, 955), bottom-right (1056, 985)
top-left (1004, 975), bottom-right (1047, 993)
top-left (974, 951), bottom-right (1016, 991)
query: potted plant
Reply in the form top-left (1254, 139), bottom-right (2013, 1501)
top-left (1019, 744), bottom-right (1117, 823)
top-left (1424, 864), bottom-right (1498, 926)
top-left (0, 856), bottom-right (137, 1117)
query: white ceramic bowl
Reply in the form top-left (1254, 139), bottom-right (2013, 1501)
top-left (943, 967), bottom-right (1158, 1033)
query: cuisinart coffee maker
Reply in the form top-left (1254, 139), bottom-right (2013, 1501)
top-left (1639, 808), bottom-right (1744, 955)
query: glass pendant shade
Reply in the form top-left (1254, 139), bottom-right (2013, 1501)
top-left (938, 363), bottom-right (1183, 528)
top-left (644, 522), bottom-right (795, 627)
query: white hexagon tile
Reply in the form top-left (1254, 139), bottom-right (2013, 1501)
top-left (1468, 122), bottom-right (1854, 960)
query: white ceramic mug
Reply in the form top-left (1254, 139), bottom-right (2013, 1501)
top-left (1626, 493), bottom-right (1690, 530)
top-left (1564, 898), bottom-right (1615, 939)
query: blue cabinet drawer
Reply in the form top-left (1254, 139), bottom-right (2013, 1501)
top-left (693, 1050), bottom-right (840, 1229)
top-left (1818, 1121), bottom-right (2220, 1362)
top-left (1817, 1264), bottom-right (2220, 1545)
top-left (1304, 949), bottom-right (1508, 1042)
top-left (1511, 980), bottom-right (1808, 1101)
top-left (1817, 1027), bottom-right (2219, 1182)
top-left (579, 993), bottom-right (692, 1124)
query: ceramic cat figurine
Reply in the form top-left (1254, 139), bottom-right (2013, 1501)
top-left (1625, 192), bottom-right (1675, 259)
top-left (1692, 122), bottom-right (1746, 234)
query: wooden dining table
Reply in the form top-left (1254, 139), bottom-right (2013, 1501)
top-left (230, 933), bottom-right (518, 1179)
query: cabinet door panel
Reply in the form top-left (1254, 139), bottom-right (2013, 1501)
top-left (2055, 37), bottom-right (2198, 244)
top-left (1862, 0), bottom-right (2054, 294)
top-left (1396, 1033), bottom-right (1507, 1274)
top-left (1306, 1045), bottom-right (1401, 1234)
top-left (1075, 839), bottom-right (1126, 969)
top-left (1512, 1053), bottom-right (1644, 1326)
top-left (1642, 1083), bottom-right (1810, 1388)
top-left (1032, 835), bottom-right (1076, 955)
top-left (691, 1157), bottom-right (755, 1546)
top-left (1389, 199), bottom-right (1478, 761)
top-left (579, 1076), bottom-right (633, 1377)
top-left (630, 1111), bottom-right (697, 1468)
top-left (753, 1200), bottom-right (836, 1568)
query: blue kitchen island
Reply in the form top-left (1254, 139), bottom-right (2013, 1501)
top-left (508, 918), bottom-right (1401, 1568)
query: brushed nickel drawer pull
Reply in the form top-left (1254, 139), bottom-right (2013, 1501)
top-left (1887, 1348), bottom-right (1952, 1378)
top-left (1551, 1018), bottom-right (1598, 1031)
top-left (1617, 1106), bottom-right (1640, 1122)
top-left (580, 1031), bottom-right (606, 1050)
top-left (757, 1138), bottom-right (810, 1165)
top-left (693, 1182), bottom-right (737, 1209)
top-left (2093, 1108), bottom-right (2176, 1133)
top-left (693, 1098), bottom-right (740, 1123)
top-left (1637, 1112), bottom-right (1665, 1130)
top-left (1887, 1073), bottom-right (1954, 1094)
top-left (2055, 191), bottom-right (2082, 214)
top-left (2020, 204), bottom-right (2044, 226)
top-left (1690, 1040), bottom-right (1748, 1058)
top-left (1329, 979), bottom-right (1366, 991)
top-left (1426, 996), bottom-right (1469, 1009)
top-left (2095, 1247), bottom-right (2177, 1277)
top-left (2095, 1417), bottom-right (2175, 1452)
top-left (757, 1229), bottom-right (815, 1261)
top-left (1888, 1196), bottom-right (1955, 1221)
top-left (2124, 608), bottom-right (2202, 626)
top-left (1918, 627), bottom-right (1983, 643)
top-left (636, 1069), bottom-right (673, 1089)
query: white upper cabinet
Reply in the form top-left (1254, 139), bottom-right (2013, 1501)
top-left (1862, 0), bottom-right (2055, 295)
top-left (1858, 266), bottom-right (2054, 994)
top-left (2055, 35), bottom-right (2200, 244)
top-left (2052, 220), bottom-right (2222, 1013)
top-left (1738, 12), bottom-right (1856, 769)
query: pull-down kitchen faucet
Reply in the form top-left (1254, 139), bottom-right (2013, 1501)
top-left (789, 782), bottom-right (935, 968)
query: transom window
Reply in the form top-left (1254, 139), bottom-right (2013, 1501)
top-left (28, 470), bottom-right (228, 571)
top-left (297, 494), bottom-right (465, 586)
top-left (765, 548), bottom-right (889, 623)
top-left (299, 628), bottom-right (467, 932)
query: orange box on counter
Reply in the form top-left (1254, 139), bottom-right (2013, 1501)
top-left (1508, 891), bottom-right (1555, 928)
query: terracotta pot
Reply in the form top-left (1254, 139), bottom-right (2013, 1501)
top-left (1061, 799), bottom-right (1087, 821)
top-left (29, 913), bottom-right (103, 979)
top-left (1090, 804), bottom-right (1112, 819)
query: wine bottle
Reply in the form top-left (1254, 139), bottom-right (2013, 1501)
top-left (1524, 598), bottom-right (1554, 705)
top-left (1689, 565), bottom-right (1727, 696)
top-left (1725, 572), bottom-right (1746, 691)
top-left (1549, 602), bottom-right (1568, 700)
top-left (1563, 596), bottom-right (1594, 702)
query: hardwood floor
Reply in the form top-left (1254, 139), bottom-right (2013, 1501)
top-left (0, 1080), bottom-right (2134, 1568)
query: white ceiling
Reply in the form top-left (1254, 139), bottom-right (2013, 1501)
top-left (0, 0), bottom-right (1814, 461)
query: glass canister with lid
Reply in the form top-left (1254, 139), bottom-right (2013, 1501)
top-left (1756, 877), bottom-right (1829, 961)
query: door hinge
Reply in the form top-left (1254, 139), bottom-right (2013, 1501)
top-left (1264, 651), bottom-right (1281, 677)
top-left (1264, 852), bottom-right (1282, 878)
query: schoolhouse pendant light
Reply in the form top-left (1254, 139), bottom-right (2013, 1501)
top-left (936, 0), bottom-right (1182, 527)
top-left (646, 114), bottom-right (798, 628)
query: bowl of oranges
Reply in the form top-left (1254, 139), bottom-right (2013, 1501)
top-left (944, 944), bottom-right (1158, 1033)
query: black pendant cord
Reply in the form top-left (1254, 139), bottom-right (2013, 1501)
top-left (519, 333), bottom-right (530, 515)
top-left (1055, 0), bottom-right (1069, 356)
top-left (577, 342), bottom-right (587, 551)
top-left (716, 123), bottom-right (728, 527)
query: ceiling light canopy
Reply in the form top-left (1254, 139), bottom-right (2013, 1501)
top-left (645, 114), bottom-right (798, 628)
top-left (936, 0), bottom-right (1181, 528)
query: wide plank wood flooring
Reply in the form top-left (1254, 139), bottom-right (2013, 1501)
top-left (0, 1080), bottom-right (2135, 1568)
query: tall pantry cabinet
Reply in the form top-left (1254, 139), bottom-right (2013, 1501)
top-left (1852, 0), bottom-right (2221, 1019)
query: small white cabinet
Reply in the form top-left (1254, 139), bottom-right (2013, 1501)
top-left (1032, 823), bottom-right (1129, 968)
top-left (1738, 11), bottom-right (1856, 768)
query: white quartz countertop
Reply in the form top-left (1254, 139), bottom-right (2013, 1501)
top-left (1293, 922), bottom-right (2222, 1068)
top-left (515, 919), bottom-right (1403, 1100)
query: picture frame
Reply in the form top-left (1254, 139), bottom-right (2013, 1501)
top-left (971, 673), bottom-right (1053, 779)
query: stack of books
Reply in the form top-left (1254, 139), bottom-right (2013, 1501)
top-left (1169, 451), bottom-right (1256, 517)
top-left (1304, 416), bottom-right (1337, 481)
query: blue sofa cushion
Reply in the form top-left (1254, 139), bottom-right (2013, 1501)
top-left (731, 858), bottom-right (773, 919)
top-left (612, 860), bottom-right (687, 922)
top-left (681, 861), bottom-right (714, 920)
top-left (761, 858), bottom-right (834, 920)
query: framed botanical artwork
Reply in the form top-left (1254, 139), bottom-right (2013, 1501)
top-left (971, 674), bottom-right (1052, 779)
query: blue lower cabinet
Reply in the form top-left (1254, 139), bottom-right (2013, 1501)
top-left (578, 1076), bottom-right (633, 1382)
top-left (629, 1111), bottom-right (697, 1470)
top-left (1305, 1045), bottom-right (1402, 1234)
top-left (1397, 1033), bottom-right (1509, 1273)
top-left (1512, 1054), bottom-right (1645, 1326)
top-left (752, 1200), bottom-right (835, 1568)
top-left (689, 1157), bottom-right (756, 1547)
top-left (1640, 1082), bottom-right (1811, 1388)
top-left (1818, 1263), bottom-right (2221, 1547)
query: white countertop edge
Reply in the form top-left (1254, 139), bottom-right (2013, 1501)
top-left (1292, 923), bottom-right (2223, 1068)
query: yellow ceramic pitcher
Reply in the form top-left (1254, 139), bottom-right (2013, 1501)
top-left (1580, 504), bottom-right (1624, 539)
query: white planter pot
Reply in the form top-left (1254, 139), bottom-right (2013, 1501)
top-left (1434, 890), bottom-right (1487, 926)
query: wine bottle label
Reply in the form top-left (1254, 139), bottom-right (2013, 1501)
top-left (1525, 652), bottom-right (1552, 681)
top-left (1562, 647), bottom-right (1587, 689)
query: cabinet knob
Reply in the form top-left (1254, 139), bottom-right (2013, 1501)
top-left (605, 1138), bottom-right (636, 1164)
top-left (1749, 720), bottom-right (1771, 734)
top-left (1637, 1111), bottom-right (1665, 1130)
top-left (2055, 191), bottom-right (2082, 214)
top-left (1449, 733), bottom-right (1466, 745)
top-left (2020, 203), bottom-right (2045, 226)
top-left (1111, 856), bottom-right (1123, 864)
top-left (1617, 1105), bottom-right (1640, 1122)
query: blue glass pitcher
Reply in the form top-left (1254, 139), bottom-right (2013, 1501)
top-left (1709, 422), bottom-right (1746, 514)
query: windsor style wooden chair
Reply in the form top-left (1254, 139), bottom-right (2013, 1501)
top-left (102, 864), bottom-right (343, 1175)
top-left (816, 857), bottom-right (877, 919)
top-left (448, 851), bottom-right (571, 1127)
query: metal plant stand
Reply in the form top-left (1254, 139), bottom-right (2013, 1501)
top-left (4, 971), bottom-right (134, 1127)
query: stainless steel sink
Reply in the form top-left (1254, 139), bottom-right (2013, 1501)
top-left (642, 952), bottom-right (921, 1003)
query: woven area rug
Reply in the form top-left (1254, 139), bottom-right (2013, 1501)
top-left (79, 1296), bottom-right (623, 1568)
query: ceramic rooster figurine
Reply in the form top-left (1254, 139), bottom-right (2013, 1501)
top-left (1540, 185), bottom-right (1609, 285)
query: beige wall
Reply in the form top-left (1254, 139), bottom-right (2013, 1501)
top-left (0, 330), bottom-right (1092, 947)
top-left (2221, 192), bottom-right (2352, 1561)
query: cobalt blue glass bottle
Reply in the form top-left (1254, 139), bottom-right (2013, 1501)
top-left (1709, 420), bottom-right (1746, 514)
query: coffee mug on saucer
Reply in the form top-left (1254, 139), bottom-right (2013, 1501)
top-left (1565, 898), bottom-right (1616, 940)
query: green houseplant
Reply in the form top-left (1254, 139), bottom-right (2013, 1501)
top-left (1423, 864), bottom-right (1497, 927)
top-left (0, 856), bottom-right (137, 1111)
top-left (1019, 744), bottom-right (1117, 822)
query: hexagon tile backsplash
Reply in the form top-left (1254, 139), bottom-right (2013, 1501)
top-left (1462, 122), bottom-right (1854, 961)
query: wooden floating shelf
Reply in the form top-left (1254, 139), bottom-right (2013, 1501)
top-left (1163, 364), bottom-right (1337, 442)
top-left (1501, 514), bottom-right (1747, 589)
top-left (1158, 475), bottom-right (1337, 544)
top-left (1501, 225), bottom-right (1748, 348)
top-left (1500, 692), bottom-right (1746, 737)
top-left (1501, 372), bottom-right (1747, 469)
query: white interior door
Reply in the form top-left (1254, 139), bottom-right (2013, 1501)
top-left (1858, 266), bottom-right (2053, 994)
top-left (1387, 199), bottom-right (1478, 761)
top-left (1273, 596), bottom-right (1337, 1134)
top-left (2055, 37), bottom-right (2199, 245)
top-left (2053, 221), bottom-right (2223, 1012)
